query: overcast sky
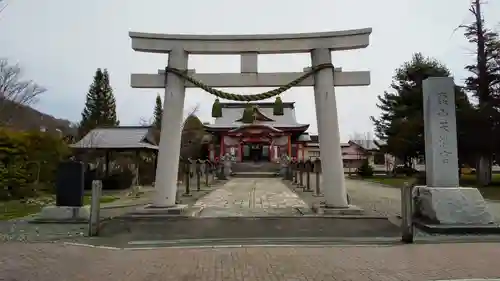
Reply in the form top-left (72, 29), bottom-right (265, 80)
top-left (1, 0), bottom-right (499, 141)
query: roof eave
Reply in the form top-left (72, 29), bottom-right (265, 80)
top-left (204, 124), bottom-right (309, 132)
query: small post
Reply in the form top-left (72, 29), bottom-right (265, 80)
top-left (211, 160), bottom-right (217, 178)
top-left (282, 162), bottom-right (288, 180)
top-left (313, 158), bottom-right (322, 196)
top-left (218, 162), bottom-right (227, 180)
top-left (401, 182), bottom-right (414, 244)
top-left (204, 160), bottom-right (210, 186)
top-left (299, 161), bottom-right (304, 188)
top-left (196, 159), bottom-right (202, 191)
top-left (88, 180), bottom-right (102, 237)
top-left (304, 160), bottom-right (312, 192)
top-left (184, 159), bottom-right (192, 196)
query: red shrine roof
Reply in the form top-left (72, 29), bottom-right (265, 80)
top-left (203, 102), bottom-right (309, 133)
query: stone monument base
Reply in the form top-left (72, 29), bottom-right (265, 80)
top-left (33, 206), bottom-right (90, 223)
top-left (128, 204), bottom-right (188, 216)
top-left (414, 186), bottom-right (495, 225)
top-left (313, 203), bottom-right (364, 215)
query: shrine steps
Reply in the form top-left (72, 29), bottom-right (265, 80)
top-left (232, 162), bottom-right (280, 173)
top-left (232, 172), bottom-right (278, 178)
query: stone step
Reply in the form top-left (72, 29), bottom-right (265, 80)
top-left (232, 172), bottom-right (278, 178)
top-left (232, 162), bottom-right (280, 173)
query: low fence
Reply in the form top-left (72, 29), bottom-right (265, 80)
top-left (88, 158), bottom-right (227, 236)
top-left (285, 159), bottom-right (323, 196)
top-left (178, 158), bottom-right (222, 196)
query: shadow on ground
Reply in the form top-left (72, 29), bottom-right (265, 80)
top-left (88, 217), bottom-right (400, 247)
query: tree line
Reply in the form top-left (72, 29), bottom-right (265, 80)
top-left (371, 1), bottom-right (500, 186)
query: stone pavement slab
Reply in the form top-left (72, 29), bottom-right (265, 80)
top-left (193, 178), bottom-right (308, 217)
top-left (1, 242), bottom-right (500, 280)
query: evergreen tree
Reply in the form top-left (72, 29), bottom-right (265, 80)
top-left (462, 0), bottom-right (500, 185)
top-left (370, 53), bottom-right (472, 168)
top-left (78, 68), bottom-right (119, 137)
top-left (153, 94), bottom-right (163, 129)
top-left (180, 113), bottom-right (205, 159)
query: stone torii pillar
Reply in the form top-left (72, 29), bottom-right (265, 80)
top-left (153, 48), bottom-right (188, 207)
top-left (129, 29), bottom-right (372, 212)
top-left (311, 48), bottom-right (349, 208)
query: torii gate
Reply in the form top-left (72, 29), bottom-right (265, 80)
top-left (129, 28), bottom-right (372, 213)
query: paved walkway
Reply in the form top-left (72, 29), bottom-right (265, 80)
top-left (193, 178), bottom-right (308, 217)
top-left (1, 242), bottom-right (499, 280)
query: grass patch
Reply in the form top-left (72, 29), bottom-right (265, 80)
top-left (0, 195), bottom-right (119, 221)
top-left (364, 174), bottom-right (500, 201)
top-left (367, 177), bottom-right (411, 187)
top-left (82, 195), bottom-right (119, 205)
top-left (0, 201), bottom-right (46, 221)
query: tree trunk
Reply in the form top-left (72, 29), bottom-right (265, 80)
top-left (476, 155), bottom-right (492, 186)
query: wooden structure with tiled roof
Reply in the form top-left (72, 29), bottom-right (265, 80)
top-left (203, 102), bottom-right (312, 162)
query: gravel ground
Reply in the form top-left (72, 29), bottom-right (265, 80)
top-left (288, 175), bottom-right (402, 217)
top-left (0, 178), bottom-right (223, 243)
top-left (3, 175), bottom-right (500, 243)
top-left (290, 174), bottom-right (500, 220)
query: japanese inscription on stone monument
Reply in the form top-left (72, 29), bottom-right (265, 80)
top-left (437, 92), bottom-right (452, 164)
top-left (423, 77), bottom-right (459, 187)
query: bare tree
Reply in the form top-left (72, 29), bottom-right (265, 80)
top-left (347, 132), bottom-right (373, 175)
top-left (139, 103), bottom-right (200, 128)
top-left (349, 131), bottom-right (373, 150)
top-left (0, 59), bottom-right (47, 125)
top-left (458, 0), bottom-right (500, 185)
top-left (138, 116), bottom-right (152, 126)
top-left (0, 0), bottom-right (8, 14)
top-left (181, 104), bottom-right (200, 129)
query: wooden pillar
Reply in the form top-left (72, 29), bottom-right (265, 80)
top-left (287, 135), bottom-right (292, 156)
top-left (220, 134), bottom-right (225, 156)
top-left (268, 142), bottom-right (272, 161)
top-left (238, 142), bottom-right (243, 162)
top-left (104, 150), bottom-right (110, 177)
top-left (135, 150), bottom-right (140, 186)
top-left (208, 144), bottom-right (214, 161)
top-left (154, 150), bottom-right (159, 170)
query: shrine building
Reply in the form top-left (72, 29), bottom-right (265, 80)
top-left (204, 102), bottom-right (312, 162)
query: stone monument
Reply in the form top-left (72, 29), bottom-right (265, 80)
top-left (415, 77), bottom-right (495, 225)
top-left (129, 29), bottom-right (372, 214)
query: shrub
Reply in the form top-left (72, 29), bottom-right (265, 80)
top-left (0, 162), bottom-right (30, 200)
top-left (393, 165), bottom-right (418, 176)
top-left (0, 128), bottom-right (70, 200)
top-left (24, 131), bottom-right (71, 184)
top-left (414, 171), bottom-right (426, 185)
top-left (357, 159), bottom-right (374, 178)
top-left (101, 169), bottom-right (135, 190)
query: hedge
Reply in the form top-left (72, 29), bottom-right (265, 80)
top-left (0, 128), bottom-right (71, 200)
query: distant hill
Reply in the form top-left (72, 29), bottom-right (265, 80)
top-left (0, 99), bottom-right (74, 135)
